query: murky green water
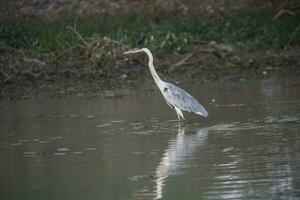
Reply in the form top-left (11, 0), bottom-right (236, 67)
top-left (1, 78), bottom-right (300, 200)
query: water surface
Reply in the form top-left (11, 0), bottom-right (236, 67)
top-left (1, 78), bottom-right (300, 199)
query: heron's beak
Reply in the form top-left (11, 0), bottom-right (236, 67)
top-left (122, 48), bottom-right (139, 55)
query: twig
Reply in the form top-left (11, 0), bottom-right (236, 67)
top-left (103, 37), bottom-right (130, 49)
top-left (174, 59), bottom-right (203, 68)
top-left (287, 22), bottom-right (300, 46)
top-left (23, 58), bottom-right (46, 66)
top-left (172, 53), bottom-right (194, 68)
top-left (0, 71), bottom-right (11, 82)
top-left (67, 26), bottom-right (89, 46)
top-left (55, 44), bottom-right (82, 59)
top-left (272, 9), bottom-right (296, 20)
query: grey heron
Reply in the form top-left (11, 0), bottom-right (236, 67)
top-left (123, 47), bottom-right (209, 120)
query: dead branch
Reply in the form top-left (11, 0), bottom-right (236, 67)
top-left (272, 9), bottom-right (296, 20)
top-left (0, 71), bottom-right (11, 82)
top-left (171, 53), bottom-right (194, 68)
top-left (23, 58), bottom-right (46, 66)
top-left (273, 0), bottom-right (300, 20)
top-left (67, 26), bottom-right (89, 46)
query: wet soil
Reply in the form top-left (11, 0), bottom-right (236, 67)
top-left (1, 46), bottom-right (300, 101)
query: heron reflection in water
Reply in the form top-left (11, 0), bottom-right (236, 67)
top-left (154, 126), bottom-right (208, 199)
top-left (123, 47), bottom-right (209, 121)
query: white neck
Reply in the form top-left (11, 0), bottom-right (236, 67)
top-left (142, 48), bottom-right (163, 86)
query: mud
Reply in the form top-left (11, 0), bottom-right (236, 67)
top-left (1, 46), bottom-right (299, 101)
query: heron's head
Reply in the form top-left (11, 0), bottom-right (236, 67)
top-left (123, 45), bottom-right (146, 55)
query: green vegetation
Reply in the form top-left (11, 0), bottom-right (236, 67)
top-left (0, 12), bottom-right (300, 57)
top-left (1, 11), bottom-right (300, 100)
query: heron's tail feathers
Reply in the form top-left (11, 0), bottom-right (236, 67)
top-left (196, 110), bottom-right (209, 118)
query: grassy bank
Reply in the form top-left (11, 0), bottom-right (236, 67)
top-left (1, 11), bottom-right (300, 100)
top-left (1, 12), bottom-right (300, 57)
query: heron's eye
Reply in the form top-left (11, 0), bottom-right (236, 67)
top-left (137, 44), bottom-right (146, 49)
top-left (164, 88), bottom-right (168, 92)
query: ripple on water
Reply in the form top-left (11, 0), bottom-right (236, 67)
top-left (11, 143), bottom-right (22, 146)
top-left (47, 136), bottom-right (63, 140)
top-left (131, 152), bottom-right (145, 155)
top-left (96, 123), bottom-right (111, 128)
top-left (111, 120), bottom-right (125, 123)
top-left (222, 147), bottom-right (234, 153)
top-left (132, 125), bottom-right (145, 130)
top-left (18, 139), bottom-right (29, 143)
top-left (37, 140), bottom-right (52, 144)
top-left (23, 152), bottom-right (37, 158)
top-left (129, 123), bottom-right (144, 126)
top-left (264, 116), bottom-right (300, 124)
top-left (56, 147), bottom-right (70, 152)
top-left (215, 103), bottom-right (246, 107)
top-left (129, 131), bottom-right (151, 135)
top-left (148, 118), bottom-right (158, 123)
top-left (83, 147), bottom-right (97, 151)
top-left (127, 174), bottom-right (155, 182)
top-left (85, 114), bottom-right (96, 119)
top-left (53, 152), bottom-right (67, 156)
top-left (69, 114), bottom-right (78, 118)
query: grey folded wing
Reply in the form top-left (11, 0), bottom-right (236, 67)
top-left (162, 82), bottom-right (209, 117)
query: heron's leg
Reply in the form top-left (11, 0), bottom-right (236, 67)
top-left (176, 112), bottom-right (181, 123)
top-left (181, 113), bottom-right (186, 121)
top-left (174, 107), bottom-right (181, 122)
top-left (175, 107), bottom-right (185, 121)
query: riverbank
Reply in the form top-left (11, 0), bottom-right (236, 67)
top-left (1, 12), bottom-right (300, 100)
